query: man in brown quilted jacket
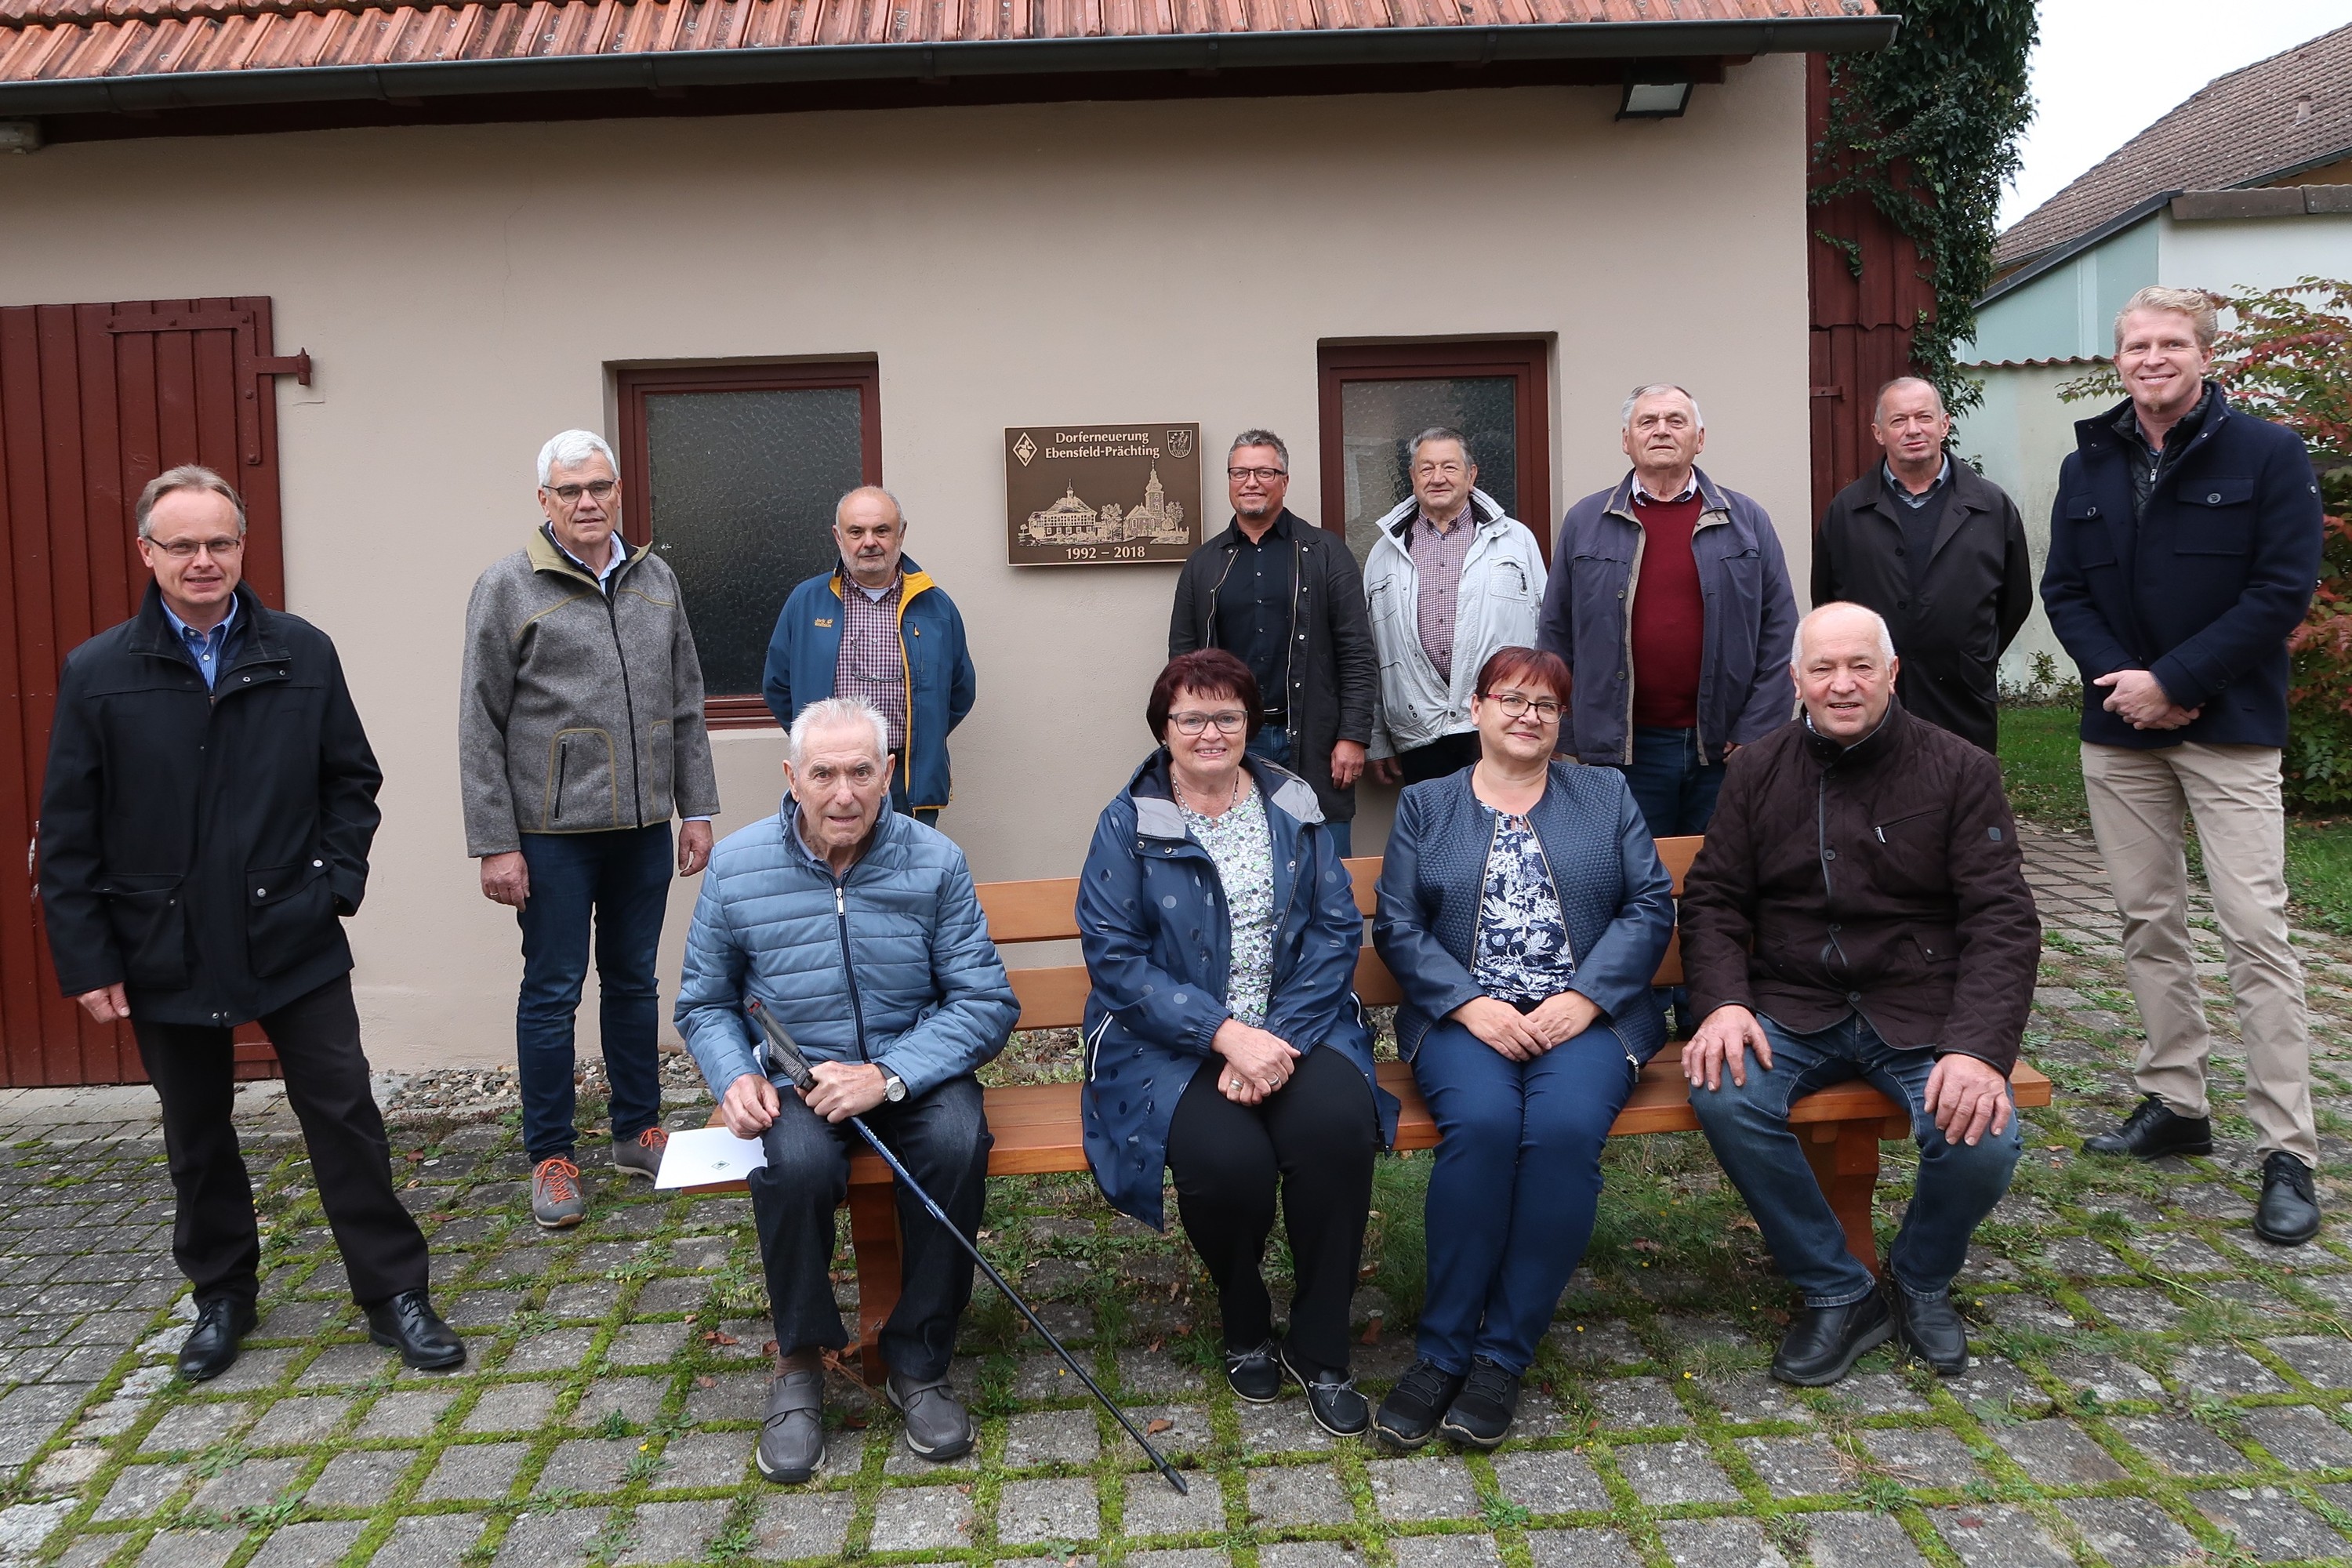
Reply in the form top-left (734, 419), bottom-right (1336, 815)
top-left (1679, 602), bottom-right (2040, 1388)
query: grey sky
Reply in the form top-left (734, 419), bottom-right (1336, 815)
top-left (1999, 0), bottom-right (2352, 232)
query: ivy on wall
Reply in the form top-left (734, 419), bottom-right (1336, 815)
top-left (1813, 0), bottom-right (2038, 416)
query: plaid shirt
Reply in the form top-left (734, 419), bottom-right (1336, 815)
top-left (834, 575), bottom-right (909, 751)
top-left (1407, 509), bottom-right (1477, 683)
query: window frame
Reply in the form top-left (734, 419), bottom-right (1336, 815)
top-left (1314, 338), bottom-right (1554, 564)
top-left (615, 360), bottom-right (884, 729)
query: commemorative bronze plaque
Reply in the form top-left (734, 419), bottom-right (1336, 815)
top-left (1005, 423), bottom-right (1203, 565)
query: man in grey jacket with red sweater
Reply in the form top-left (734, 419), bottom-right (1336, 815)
top-left (1680, 603), bottom-right (2040, 1388)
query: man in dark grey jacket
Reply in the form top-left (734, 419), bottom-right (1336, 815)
top-left (461, 430), bottom-right (722, 1229)
top-left (1169, 429), bottom-right (1378, 853)
top-left (1813, 377), bottom-right (2033, 753)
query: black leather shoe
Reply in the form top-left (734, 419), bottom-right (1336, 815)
top-left (365, 1290), bottom-right (466, 1370)
top-left (1279, 1341), bottom-right (1370, 1437)
top-left (1224, 1340), bottom-right (1283, 1403)
top-left (1372, 1358), bottom-right (1465, 1451)
top-left (176, 1298), bottom-right (256, 1382)
top-left (2082, 1094), bottom-right (2212, 1160)
top-left (2254, 1151), bottom-right (2323, 1247)
top-left (1436, 1357), bottom-right (1521, 1449)
top-left (1889, 1286), bottom-right (1970, 1376)
top-left (1771, 1289), bottom-right (1893, 1387)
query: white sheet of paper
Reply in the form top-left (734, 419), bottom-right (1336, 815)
top-left (654, 1126), bottom-right (769, 1189)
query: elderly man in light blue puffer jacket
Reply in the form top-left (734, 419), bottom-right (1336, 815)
top-left (676, 696), bottom-right (1016, 1486)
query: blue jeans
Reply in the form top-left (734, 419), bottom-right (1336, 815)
top-left (1412, 1018), bottom-right (1636, 1375)
top-left (1689, 1013), bottom-right (2022, 1307)
top-left (1617, 725), bottom-right (1723, 837)
top-left (514, 825), bottom-right (672, 1163)
top-left (1246, 725), bottom-right (1352, 857)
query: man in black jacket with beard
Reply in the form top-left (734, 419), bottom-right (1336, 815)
top-left (1812, 377), bottom-right (2033, 753)
top-left (1169, 429), bottom-right (1378, 854)
top-left (39, 466), bottom-right (459, 1383)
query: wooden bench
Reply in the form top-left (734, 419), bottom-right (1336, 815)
top-left (690, 837), bottom-right (2052, 1381)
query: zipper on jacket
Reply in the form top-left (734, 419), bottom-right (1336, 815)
top-left (894, 589), bottom-right (918, 809)
top-left (554, 735), bottom-right (570, 824)
top-left (1465, 809), bottom-right (1505, 967)
top-left (601, 588), bottom-right (645, 827)
top-left (1083, 1014), bottom-right (1112, 1083)
top-left (834, 882), bottom-right (871, 1062)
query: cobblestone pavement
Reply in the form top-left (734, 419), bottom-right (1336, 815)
top-left (7, 826), bottom-right (2352, 1566)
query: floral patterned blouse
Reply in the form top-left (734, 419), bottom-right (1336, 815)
top-left (1472, 809), bottom-right (1577, 1004)
top-left (1179, 787), bottom-right (1277, 1027)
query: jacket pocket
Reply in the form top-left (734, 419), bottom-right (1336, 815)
top-left (245, 859), bottom-right (336, 979)
top-left (2062, 495), bottom-right (2117, 566)
top-left (646, 720), bottom-right (674, 820)
top-left (2176, 477), bottom-right (2256, 554)
top-left (1908, 931), bottom-right (1959, 966)
top-left (99, 872), bottom-right (188, 989)
top-left (1865, 808), bottom-right (1950, 897)
top-left (546, 728), bottom-right (617, 829)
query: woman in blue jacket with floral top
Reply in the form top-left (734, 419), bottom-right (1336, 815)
top-left (1078, 649), bottom-right (1397, 1440)
top-left (1373, 646), bottom-right (1674, 1450)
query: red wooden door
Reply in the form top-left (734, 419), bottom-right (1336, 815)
top-left (0, 297), bottom-right (302, 1086)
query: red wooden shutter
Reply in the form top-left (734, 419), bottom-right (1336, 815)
top-left (0, 297), bottom-right (303, 1086)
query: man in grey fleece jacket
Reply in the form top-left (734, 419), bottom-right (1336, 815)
top-left (460, 430), bottom-right (722, 1228)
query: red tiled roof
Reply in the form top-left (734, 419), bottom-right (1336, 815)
top-left (1996, 21), bottom-right (2352, 272)
top-left (0, 0), bottom-right (1888, 101)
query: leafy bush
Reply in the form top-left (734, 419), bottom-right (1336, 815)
top-left (2060, 280), bottom-right (2352, 810)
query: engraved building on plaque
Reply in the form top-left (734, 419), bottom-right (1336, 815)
top-left (1006, 424), bottom-right (1203, 565)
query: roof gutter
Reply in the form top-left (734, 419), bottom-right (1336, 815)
top-left (0, 15), bottom-right (1897, 117)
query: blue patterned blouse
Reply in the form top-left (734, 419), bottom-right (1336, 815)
top-left (1470, 810), bottom-right (1577, 1004)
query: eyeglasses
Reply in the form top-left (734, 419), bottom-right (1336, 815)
top-left (1484, 691), bottom-right (1562, 721)
top-left (1171, 710), bottom-right (1248, 735)
top-left (545, 480), bottom-right (618, 505)
top-left (1226, 466), bottom-right (1287, 483)
top-left (147, 536), bottom-right (245, 560)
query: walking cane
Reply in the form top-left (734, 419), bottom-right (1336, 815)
top-left (746, 1000), bottom-right (1189, 1495)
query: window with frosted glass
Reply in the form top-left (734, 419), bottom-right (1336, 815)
top-left (1317, 342), bottom-right (1552, 567)
top-left (618, 365), bottom-right (881, 725)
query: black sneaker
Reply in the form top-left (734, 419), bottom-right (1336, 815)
top-left (2082, 1094), bottom-right (2212, 1160)
top-left (1279, 1341), bottom-right (1370, 1437)
top-left (2254, 1151), bottom-right (2322, 1247)
top-left (1371, 1358), bottom-right (1464, 1451)
top-left (1436, 1357), bottom-right (1520, 1448)
top-left (1224, 1340), bottom-right (1283, 1403)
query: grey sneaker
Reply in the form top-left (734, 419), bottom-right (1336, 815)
top-left (755, 1367), bottom-right (826, 1484)
top-left (531, 1156), bottom-right (585, 1229)
top-left (885, 1371), bottom-right (974, 1462)
top-left (612, 1127), bottom-right (669, 1181)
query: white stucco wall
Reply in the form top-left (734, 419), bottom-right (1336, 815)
top-left (0, 58), bottom-right (1813, 1069)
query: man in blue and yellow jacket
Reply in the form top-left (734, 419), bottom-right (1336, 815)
top-left (762, 487), bottom-right (976, 823)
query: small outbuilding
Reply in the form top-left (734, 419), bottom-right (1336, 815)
top-left (0, 0), bottom-right (1894, 1077)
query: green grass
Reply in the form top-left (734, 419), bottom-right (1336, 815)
top-left (1998, 699), bottom-right (2352, 932)
top-left (1998, 701), bottom-right (2090, 829)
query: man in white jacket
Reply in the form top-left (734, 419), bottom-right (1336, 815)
top-left (1366, 429), bottom-right (1549, 785)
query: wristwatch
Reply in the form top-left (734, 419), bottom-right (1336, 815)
top-left (881, 1070), bottom-right (908, 1104)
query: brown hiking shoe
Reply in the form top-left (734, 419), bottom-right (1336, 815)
top-left (612, 1127), bottom-right (669, 1181)
top-left (532, 1156), bottom-right (586, 1228)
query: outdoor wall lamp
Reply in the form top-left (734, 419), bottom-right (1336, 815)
top-left (1617, 72), bottom-right (1693, 120)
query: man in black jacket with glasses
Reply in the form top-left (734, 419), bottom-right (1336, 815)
top-left (39, 465), bottom-right (459, 1383)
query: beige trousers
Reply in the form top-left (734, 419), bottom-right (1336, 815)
top-left (2080, 741), bottom-right (2315, 1166)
